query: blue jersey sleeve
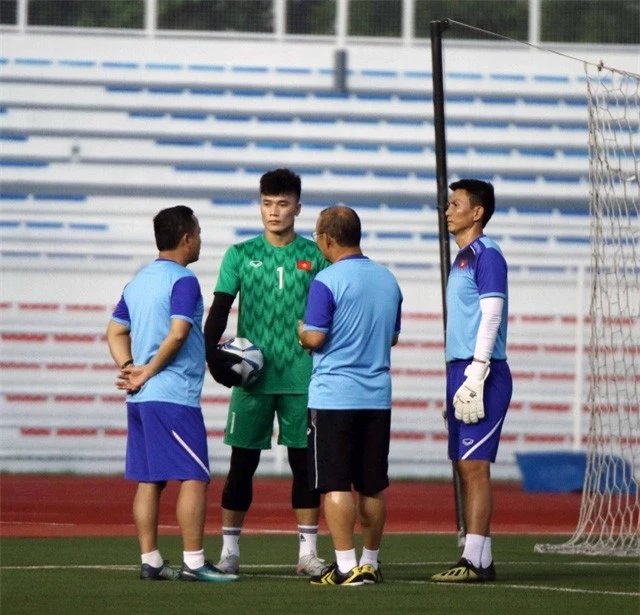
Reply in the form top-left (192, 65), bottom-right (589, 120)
top-left (111, 293), bottom-right (130, 327)
top-left (476, 248), bottom-right (507, 299)
top-left (304, 279), bottom-right (335, 331)
top-left (170, 275), bottom-right (202, 325)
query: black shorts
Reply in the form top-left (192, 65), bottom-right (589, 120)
top-left (308, 408), bottom-right (391, 496)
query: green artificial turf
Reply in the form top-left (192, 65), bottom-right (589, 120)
top-left (1, 534), bottom-right (638, 614)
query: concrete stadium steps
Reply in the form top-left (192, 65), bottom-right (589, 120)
top-left (0, 301), bottom-right (619, 477)
top-left (4, 35), bottom-right (637, 477)
top-left (0, 388), bottom-right (593, 478)
top-left (0, 51), bottom-right (594, 98)
top-left (0, 107), bottom-right (593, 151)
top-left (0, 357), bottom-right (601, 397)
top-left (1, 49), bottom-right (610, 211)
top-left (0, 203), bottom-right (593, 246)
top-left (0, 133), bottom-right (593, 177)
top-left (0, 81), bottom-right (590, 125)
top-left (1, 196), bottom-right (593, 279)
top-left (2, 300), bottom-right (633, 477)
top-left (0, 146), bottom-right (593, 212)
top-left (0, 159), bottom-right (591, 205)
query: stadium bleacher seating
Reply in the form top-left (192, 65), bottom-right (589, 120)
top-left (0, 300), bottom-right (600, 477)
top-left (0, 46), bottom-right (595, 209)
top-left (2, 33), bottom-right (635, 477)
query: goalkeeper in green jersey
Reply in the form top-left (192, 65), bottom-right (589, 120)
top-left (204, 168), bottom-right (329, 577)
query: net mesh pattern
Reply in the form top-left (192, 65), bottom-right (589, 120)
top-left (536, 63), bottom-right (639, 557)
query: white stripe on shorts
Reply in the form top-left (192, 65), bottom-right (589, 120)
top-left (311, 413), bottom-right (319, 490)
top-left (171, 429), bottom-right (210, 477)
top-left (460, 416), bottom-right (504, 460)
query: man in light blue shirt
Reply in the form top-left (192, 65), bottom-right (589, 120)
top-left (299, 206), bottom-right (402, 586)
top-left (107, 205), bottom-right (237, 584)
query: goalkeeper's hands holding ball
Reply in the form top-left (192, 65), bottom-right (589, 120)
top-left (207, 345), bottom-right (243, 388)
top-left (453, 359), bottom-right (490, 424)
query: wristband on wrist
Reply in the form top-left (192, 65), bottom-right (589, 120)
top-left (120, 359), bottom-right (134, 369)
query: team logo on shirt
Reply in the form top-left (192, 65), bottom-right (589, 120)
top-left (297, 260), bottom-right (312, 271)
top-left (459, 260), bottom-right (468, 269)
top-left (462, 438), bottom-right (474, 447)
top-left (250, 260), bottom-right (263, 268)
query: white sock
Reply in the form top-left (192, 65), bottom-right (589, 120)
top-left (480, 536), bottom-right (493, 568)
top-left (183, 549), bottom-right (205, 570)
top-left (462, 533), bottom-right (485, 568)
top-left (221, 526), bottom-right (242, 558)
top-left (335, 548), bottom-right (358, 574)
top-left (359, 547), bottom-right (379, 569)
top-left (298, 524), bottom-right (319, 558)
top-left (141, 550), bottom-right (163, 568)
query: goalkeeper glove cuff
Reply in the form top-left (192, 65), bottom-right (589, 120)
top-left (464, 359), bottom-right (490, 382)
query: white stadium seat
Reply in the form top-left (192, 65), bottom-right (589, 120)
top-left (2, 37), bottom-right (637, 476)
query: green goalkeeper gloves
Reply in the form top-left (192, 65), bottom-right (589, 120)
top-left (453, 360), bottom-right (490, 424)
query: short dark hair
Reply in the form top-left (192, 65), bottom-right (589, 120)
top-left (319, 206), bottom-right (361, 247)
top-left (449, 179), bottom-right (495, 227)
top-left (153, 205), bottom-right (196, 251)
top-left (260, 168), bottom-right (301, 201)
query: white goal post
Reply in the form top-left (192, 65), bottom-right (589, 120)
top-left (535, 62), bottom-right (639, 557)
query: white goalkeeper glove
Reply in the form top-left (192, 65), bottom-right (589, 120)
top-left (453, 360), bottom-right (490, 424)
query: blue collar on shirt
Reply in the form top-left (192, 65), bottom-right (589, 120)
top-left (339, 254), bottom-right (368, 261)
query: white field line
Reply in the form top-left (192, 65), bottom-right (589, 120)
top-left (2, 560), bottom-right (638, 599)
top-left (404, 580), bottom-right (639, 598)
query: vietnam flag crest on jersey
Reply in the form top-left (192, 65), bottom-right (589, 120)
top-left (297, 260), bottom-right (312, 271)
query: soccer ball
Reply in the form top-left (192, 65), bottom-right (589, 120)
top-left (219, 337), bottom-right (264, 386)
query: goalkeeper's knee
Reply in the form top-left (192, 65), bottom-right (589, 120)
top-left (221, 447), bottom-right (261, 511)
top-left (288, 447), bottom-right (321, 509)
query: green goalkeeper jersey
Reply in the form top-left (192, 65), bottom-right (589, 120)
top-left (215, 233), bottom-right (328, 394)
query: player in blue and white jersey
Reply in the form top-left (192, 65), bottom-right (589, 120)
top-left (299, 206), bottom-right (403, 586)
top-left (107, 205), bottom-right (237, 584)
top-left (431, 180), bottom-right (513, 583)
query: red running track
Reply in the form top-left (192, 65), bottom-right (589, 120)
top-left (0, 475), bottom-right (581, 538)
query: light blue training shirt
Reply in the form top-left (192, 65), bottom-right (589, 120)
top-left (304, 255), bottom-right (403, 410)
top-left (446, 235), bottom-right (508, 362)
top-left (111, 258), bottom-right (205, 407)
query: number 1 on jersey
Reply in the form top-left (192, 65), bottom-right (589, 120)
top-left (277, 266), bottom-right (284, 289)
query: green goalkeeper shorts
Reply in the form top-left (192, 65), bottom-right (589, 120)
top-left (224, 388), bottom-right (309, 449)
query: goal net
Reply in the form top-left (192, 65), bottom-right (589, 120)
top-left (535, 63), bottom-right (640, 557)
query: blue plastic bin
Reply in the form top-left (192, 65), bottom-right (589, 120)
top-left (515, 451), bottom-right (637, 494)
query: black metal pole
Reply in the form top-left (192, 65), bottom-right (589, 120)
top-left (334, 49), bottom-right (348, 94)
top-left (430, 18), bottom-right (466, 548)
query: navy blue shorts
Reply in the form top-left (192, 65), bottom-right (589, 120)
top-left (446, 360), bottom-right (512, 462)
top-left (125, 401), bottom-right (210, 482)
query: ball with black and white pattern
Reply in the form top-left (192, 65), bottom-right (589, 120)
top-left (219, 337), bottom-right (264, 386)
